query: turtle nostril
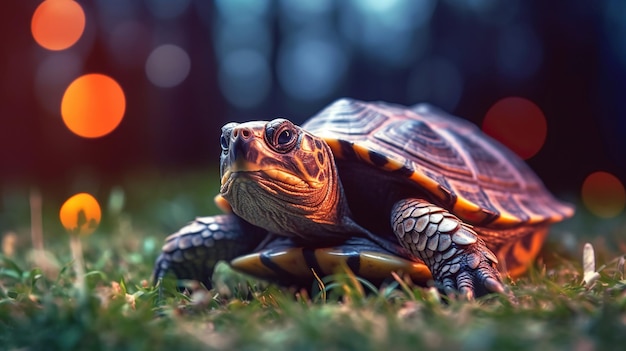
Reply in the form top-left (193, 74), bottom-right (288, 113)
top-left (232, 128), bottom-right (252, 139)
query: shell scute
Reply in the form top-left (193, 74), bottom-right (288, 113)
top-left (374, 119), bottom-right (473, 178)
top-left (302, 98), bottom-right (574, 227)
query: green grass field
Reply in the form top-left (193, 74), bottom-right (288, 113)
top-left (1, 170), bottom-right (625, 351)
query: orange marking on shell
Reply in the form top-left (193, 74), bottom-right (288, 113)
top-left (380, 156), bottom-right (405, 172)
top-left (357, 251), bottom-right (432, 283)
top-left (313, 248), bottom-right (346, 275)
top-left (408, 171), bottom-right (449, 202)
top-left (546, 200), bottom-right (575, 223)
top-left (512, 234), bottom-right (547, 276)
top-left (230, 253), bottom-right (281, 278)
top-left (489, 213), bottom-right (522, 227)
top-left (505, 263), bottom-right (528, 279)
top-left (231, 247), bottom-right (433, 283)
top-left (518, 197), bottom-right (569, 226)
top-left (352, 143), bottom-right (372, 163)
top-left (496, 227), bottom-right (548, 278)
top-left (265, 249), bottom-right (312, 276)
top-left (231, 249), bottom-right (312, 279)
top-left (314, 248), bottom-right (431, 283)
top-left (324, 139), bottom-right (344, 159)
top-left (451, 197), bottom-right (488, 224)
top-left (308, 99), bottom-right (575, 231)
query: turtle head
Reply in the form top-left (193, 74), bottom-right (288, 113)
top-left (219, 118), bottom-right (347, 238)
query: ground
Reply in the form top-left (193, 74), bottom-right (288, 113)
top-left (1, 170), bottom-right (625, 351)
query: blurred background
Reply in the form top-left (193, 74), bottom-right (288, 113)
top-left (1, 0), bottom-right (625, 237)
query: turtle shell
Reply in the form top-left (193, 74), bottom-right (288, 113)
top-left (301, 98), bottom-right (574, 229)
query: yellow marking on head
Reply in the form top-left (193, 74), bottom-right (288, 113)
top-left (214, 194), bottom-right (232, 213)
top-left (222, 155), bottom-right (308, 188)
top-left (299, 134), bottom-right (315, 152)
top-left (264, 169), bottom-right (308, 187)
top-left (290, 133), bottom-right (333, 186)
top-left (220, 170), bottom-right (231, 187)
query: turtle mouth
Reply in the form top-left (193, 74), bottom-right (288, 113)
top-left (220, 168), bottom-right (311, 196)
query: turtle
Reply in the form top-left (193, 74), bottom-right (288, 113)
top-left (153, 98), bottom-right (574, 298)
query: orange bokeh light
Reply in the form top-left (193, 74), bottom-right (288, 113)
top-left (31, 0), bottom-right (86, 51)
top-left (482, 97), bottom-right (547, 160)
top-left (59, 193), bottom-right (102, 236)
top-left (61, 73), bottom-right (126, 138)
top-left (581, 171), bottom-right (626, 218)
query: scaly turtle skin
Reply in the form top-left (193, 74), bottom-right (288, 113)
top-left (154, 98), bottom-right (574, 298)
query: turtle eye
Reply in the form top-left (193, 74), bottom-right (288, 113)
top-left (277, 129), bottom-right (293, 145)
top-left (265, 119), bottom-right (298, 153)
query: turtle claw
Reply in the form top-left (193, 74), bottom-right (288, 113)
top-left (442, 276), bottom-right (476, 301)
top-left (484, 276), bottom-right (506, 295)
top-left (439, 268), bottom-right (505, 300)
top-left (442, 277), bottom-right (456, 297)
top-left (458, 286), bottom-right (474, 301)
top-left (435, 239), bottom-right (508, 300)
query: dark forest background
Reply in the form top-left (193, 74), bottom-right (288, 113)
top-left (1, 0), bottom-right (624, 204)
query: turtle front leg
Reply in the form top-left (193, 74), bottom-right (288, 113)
top-left (391, 199), bottom-right (505, 299)
top-left (153, 214), bottom-right (266, 289)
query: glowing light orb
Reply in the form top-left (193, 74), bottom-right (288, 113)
top-left (482, 97), bottom-right (547, 160)
top-left (61, 73), bottom-right (126, 138)
top-left (31, 0), bottom-right (86, 51)
top-left (581, 171), bottom-right (626, 218)
top-left (145, 44), bottom-right (191, 88)
top-left (60, 193), bottom-right (101, 236)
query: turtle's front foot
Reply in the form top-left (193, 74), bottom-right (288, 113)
top-left (153, 214), bottom-right (266, 289)
top-left (392, 198), bottom-right (506, 299)
top-left (436, 236), bottom-right (505, 299)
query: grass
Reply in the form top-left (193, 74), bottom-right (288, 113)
top-left (1, 170), bottom-right (625, 351)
